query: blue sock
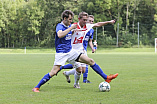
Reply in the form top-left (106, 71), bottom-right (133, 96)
top-left (57, 64), bottom-right (74, 75)
top-left (90, 63), bottom-right (107, 79)
top-left (60, 64), bottom-right (73, 71)
top-left (83, 65), bottom-right (88, 82)
top-left (35, 73), bottom-right (51, 88)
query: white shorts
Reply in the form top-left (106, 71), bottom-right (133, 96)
top-left (54, 49), bottom-right (81, 68)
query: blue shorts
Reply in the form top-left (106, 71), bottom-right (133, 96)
top-left (93, 47), bottom-right (97, 50)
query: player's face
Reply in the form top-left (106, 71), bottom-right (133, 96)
top-left (64, 15), bottom-right (73, 26)
top-left (88, 17), bottom-right (94, 24)
top-left (79, 16), bottom-right (88, 27)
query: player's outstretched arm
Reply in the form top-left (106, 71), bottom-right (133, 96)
top-left (93, 20), bottom-right (115, 27)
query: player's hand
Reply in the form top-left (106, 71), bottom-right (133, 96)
top-left (92, 49), bottom-right (95, 53)
top-left (109, 20), bottom-right (116, 25)
top-left (71, 24), bottom-right (77, 29)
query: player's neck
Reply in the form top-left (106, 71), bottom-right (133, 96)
top-left (62, 21), bottom-right (69, 27)
top-left (78, 22), bottom-right (84, 28)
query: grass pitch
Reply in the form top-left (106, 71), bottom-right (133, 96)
top-left (0, 49), bottom-right (157, 104)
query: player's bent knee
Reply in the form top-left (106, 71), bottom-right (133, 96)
top-left (76, 67), bottom-right (82, 73)
top-left (88, 58), bottom-right (95, 66)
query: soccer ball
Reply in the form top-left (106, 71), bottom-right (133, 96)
top-left (99, 81), bottom-right (110, 92)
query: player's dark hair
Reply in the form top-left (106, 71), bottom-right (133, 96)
top-left (78, 12), bottom-right (88, 19)
top-left (61, 10), bottom-right (74, 20)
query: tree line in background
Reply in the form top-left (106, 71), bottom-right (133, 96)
top-left (0, 0), bottom-right (157, 48)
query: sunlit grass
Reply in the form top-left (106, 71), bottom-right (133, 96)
top-left (0, 51), bottom-right (157, 103)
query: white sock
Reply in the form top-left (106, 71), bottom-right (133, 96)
top-left (66, 68), bottom-right (76, 76)
top-left (74, 71), bottom-right (81, 85)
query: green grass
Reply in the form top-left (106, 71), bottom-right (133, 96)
top-left (0, 49), bottom-right (157, 104)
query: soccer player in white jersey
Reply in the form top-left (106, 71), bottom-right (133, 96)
top-left (62, 12), bottom-right (118, 88)
top-left (61, 15), bottom-right (95, 83)
top-left (32, 10), bottom-right (118, 92)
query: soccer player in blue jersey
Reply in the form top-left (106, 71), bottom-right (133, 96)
top-left (93, 40), bottom-right (97, 52)
top-left (60, 15), bottom-right (96, 83)
top-left (82, 15), bottom-right (95, 83)
top-left (32, 10), bottom-right (118, 92)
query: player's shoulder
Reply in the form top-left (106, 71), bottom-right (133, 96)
top-left (56, 23), bottom-right (63, 27)
top-left (91, 28), bottom-right (94, 32)
top-left (86, 24), bottom-right (94, 29)
top-left (86, 24), bottom-right (94, 26)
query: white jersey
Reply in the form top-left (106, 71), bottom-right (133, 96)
top-left (71, 23), bottom-right (94, 52)
top-left (93, 41), bottom-right (97, 46)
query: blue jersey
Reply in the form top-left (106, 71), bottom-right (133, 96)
top-left (83, 28), bottom-right (94, 51)
top-left (55, 22), bottom-right (72, 53)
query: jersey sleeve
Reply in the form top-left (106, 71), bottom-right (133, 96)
top-left (56, 24), bottom-right (63, 33)
top-left (90, 29), bottom-right (94, 40)
top-left (86, 24), bottom-right (94, 34)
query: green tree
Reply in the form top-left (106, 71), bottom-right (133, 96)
top-left (0, 1), bottom-right (5, 47)
top-left (0, 0), bottom-right (157, 48)
top-left (37, 0), bottom-right (66, 47)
